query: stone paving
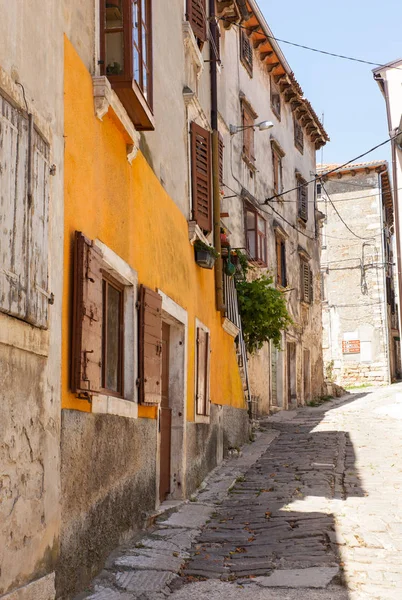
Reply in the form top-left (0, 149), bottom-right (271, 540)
top-left (77, 385), bottom-right (402, 600)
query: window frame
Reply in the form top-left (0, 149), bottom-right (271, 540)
top-left (242, 100), bottom-right (256, 167)
top-left (245, 205), bottom-right (267, 266)
top-left (99, 0), bottom-right (154, 130)
top-left (297, 175), bottom-right (308, 222)
top-left (275, 234), bottom-right (287, 288)
top-left (300, 259), bottom-right (313, 304)
top-left (240, 28), bottom-right (253, 76)
top-left (101, 271), bottom-right (125, 398)
top-left (270, 79), bottom-right (281, 120)
top-left (294, 117), bottom-right (304, 153)
top-left (272, 147), bottom-right (283, 197)
top-left (195, 319), bottom-right (211, 423)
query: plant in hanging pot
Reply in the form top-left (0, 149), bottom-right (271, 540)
top-left (220, 226), bottom-right (230, 247)
top-left (194, 240), bottom-right (219, 270)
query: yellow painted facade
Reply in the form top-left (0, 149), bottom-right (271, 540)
top-left (62, 37), bottom-right (245, 420)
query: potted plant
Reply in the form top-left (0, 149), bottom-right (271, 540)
top-left (194, 240), bottom-right (219, 269)
top-left (220, 227), bottom-right (230, 247)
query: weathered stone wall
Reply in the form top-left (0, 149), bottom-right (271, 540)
top-left (0, 1), bottom-right (64, 597)
top-left (186, 405), bottom-right (249, 495)
top-left (320, 168), bottom-right (397, 387)
top-left (57, 411), bottom-right (157, 600)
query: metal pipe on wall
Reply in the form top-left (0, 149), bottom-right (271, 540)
top-left (209, 0), bottom-right (225, 313)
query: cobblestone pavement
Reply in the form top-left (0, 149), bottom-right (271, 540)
top-left (78, 385), bottom-right (402, 600)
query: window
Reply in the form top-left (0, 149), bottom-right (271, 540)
top-left (0, 91), bottom-right (51, 329)
top-left (271, 79), bottom-right (281, 120)
top-left (100, 0), bottom-right (154, 130)
top-left (316, 182), bottom-right (322, 198)
top-left (245, 207), bottom-right (267, 265)
top-left (294, 117), bottom-right (304, 153)
top-left (218, 133), bottom-right (224, 186)
top-left (300, 260), bottom-right (313, 304)
top-left (272, 147), bottom-right (283, 196)
top-left (102, 274), bottom-right (124, 396)
top-left (242, 101), bottom-right (256, 166)
top-left (297, 176), bottom-right (308, 222)
top-left (72, 232), bottom-right (138, 406)
top-left (186, 0), bottom-right (207, 46)
top-left (275, 235), bottom-right (287, 287)
top-left (240, 28), bottom-right (253, 76)
top-left (195, 324), bottom-right (210, 417)
top-left (190, 121), bottom-right (212, 233)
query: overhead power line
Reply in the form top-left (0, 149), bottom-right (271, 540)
top-left (321, 182), bottom-right (375, 241)
top-left (217, 16), bottom-right (400, 70)
top-left (264, 131), bottom-right (401, 203)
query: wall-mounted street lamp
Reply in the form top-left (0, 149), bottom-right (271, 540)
top-left (229, 120), bottom-right (274, 135)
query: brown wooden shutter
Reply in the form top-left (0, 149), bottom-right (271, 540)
top-left (191, 121), bottom-right (212, 233)
top-left (243, 106), bottom-right (254, 162)
top-left (138, 284), bottom-right (163, 405)
top-left (276, 236), bottom-right (281, 286)
top-left (186, 0), bottom-right (206, 43)
top-left (218, 133), bottom-right (224, 186)
top-left (196, 327), bottom-right (210, 416)
top-left (272, 150), bottom-right (279, 194)
top-left (71, 231), bottom-right (103, 396)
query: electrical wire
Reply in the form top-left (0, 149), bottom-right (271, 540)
top-left (217, 16), bottom-right (402, 70)
top-left (321, 182), bottom-right (375, 241)
top-left (264, 130), bottom-right (401, 203)
top-left (277, 186), bottom-right (402, 204)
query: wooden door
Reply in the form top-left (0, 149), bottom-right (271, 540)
top-left (159, 322), bottom-right (171, 502)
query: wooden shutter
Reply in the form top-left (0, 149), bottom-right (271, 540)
top-left (218, 133), bottom-right (224, 186)
top-left (138, 284), bottom-right (163, 405)
top-left (272, 150), bottom-right (279, 194)
top-left (240, 29), bottom-right (253, 74)
top-left (298, 179), bottom-right (308, 222)
top-left (71, 231), bottom-right (103, 396)
top-left (309, 267), bottom-right (313, 303)
top-left (301, 261), bottom-right (310, 303)
top-left (275, 236), bottom-right (281, 286)
top-left (0, 96), bottom-right (29, 322)
top-left (186, 0), bottom-right (206, 43)
top-left (196, 327), bottom-right (210, 416)
top-left (281, 240), bottom-right (287, 287)
top-left (242, 106), bottom-right (255, 163)
top-left (27, 127), bottom-right (51, 328)
top-left (191, 121), bottom-right (212, 233)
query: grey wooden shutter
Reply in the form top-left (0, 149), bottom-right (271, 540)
top-left (191, 121), bottom-right (212, 233)
top-left (241, 29), bottom-right (253, 74)
top-left (187, 0), bottom-right (207, 43)
top-left (196, 327), bottom-right (210, 415)
top-left (298, 180), bottom-right (308, 222)
top-left (0, 96), bottom-right (29, 321)
top-left (301, 261), bottom-right (310, 303)
top-left (27, 128), bottom-right (51, 328)
top-left (218, 133), bottom-right (224, 186)
top-left (281, 241), bottom-right (287, 287)
top-left (309, 267), bottom-right (313, 303)
top-left (138, 284), bottom-right (163, 405)
top-left (71, 231), bottom-right (103, 396)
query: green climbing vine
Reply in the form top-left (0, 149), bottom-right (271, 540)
top-left (237, 273), bottom-right (293, 354)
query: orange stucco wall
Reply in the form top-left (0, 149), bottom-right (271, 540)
top-left (62, 36), bottom-right (245, 420)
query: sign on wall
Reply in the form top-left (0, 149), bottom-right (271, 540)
top-left (342, 340), bottom-right (361, 354)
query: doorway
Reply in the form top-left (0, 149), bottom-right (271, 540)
top-left (287, 342), bottom-right (297, 406)
top-left (159, 322), bottom-right (172, 502)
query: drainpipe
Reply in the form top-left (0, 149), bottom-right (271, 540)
top-left (382, 77), bottom-right (402, 360)
top-left (210, 0), bottom-right (225, 313)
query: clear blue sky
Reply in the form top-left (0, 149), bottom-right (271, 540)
top-left (258, 0), bottom-right (402, 166)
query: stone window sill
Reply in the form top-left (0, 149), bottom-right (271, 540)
top-left (92, 394), bottom-right (138, 419)
top-left (93, 76), bottom-right (140, 164)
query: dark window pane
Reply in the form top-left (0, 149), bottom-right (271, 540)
top-left (106, 31), bottom-right (124, 74)
top-left (105, 282), bottom-right (122, 392)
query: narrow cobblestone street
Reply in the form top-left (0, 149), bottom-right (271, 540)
top-left (80, 385), bottom-right (402, 600)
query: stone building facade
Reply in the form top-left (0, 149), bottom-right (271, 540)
top-left (319, 161), bottom-right (400, 386)
top-left (218, 0), bottom-right (328, 414)
top-left (0, 3), bottom-right (64, 599)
